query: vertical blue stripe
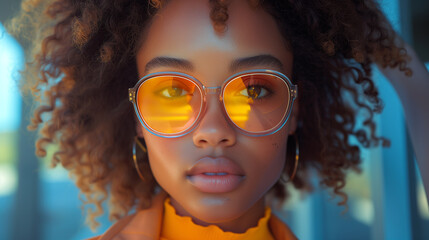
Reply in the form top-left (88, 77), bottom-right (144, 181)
top-left (374, 0), bottom-right (412, 239)
top-left (0, 23), bottom-right (23, 132)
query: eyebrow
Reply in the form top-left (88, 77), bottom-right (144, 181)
top-left (145, 57), bottom-right (194, 73)
top-left (230, 54), bottom-right (284, 72)
top-left (144, 54), bottom-right (283, 74)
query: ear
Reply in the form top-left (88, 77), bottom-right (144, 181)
top-left (287, 100), bottom-right (299, 135)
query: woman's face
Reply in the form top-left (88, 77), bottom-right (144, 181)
top-left (136, 0), bottom-right (297, 232)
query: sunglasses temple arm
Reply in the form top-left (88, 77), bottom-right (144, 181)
top-left (129, 88), bottom-right (136, 103)
top-left (290, 85), bottom-right (298, 100)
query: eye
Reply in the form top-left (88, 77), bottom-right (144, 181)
top-left (159, 87), bottom-right (189, 98)
top-left (239, 85), bottom-right (270, 99)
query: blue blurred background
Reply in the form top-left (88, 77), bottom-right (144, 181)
top-left (1, 0), bottom-right (428, 239)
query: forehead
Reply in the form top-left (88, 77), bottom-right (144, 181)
top-left (137, 0), bottom-right (292, 78)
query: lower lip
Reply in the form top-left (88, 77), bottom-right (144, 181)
top-left (187, 174), bottom-right (245, 193)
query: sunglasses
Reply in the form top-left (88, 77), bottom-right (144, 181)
top-left (129, 69), bottom-right (298, 138)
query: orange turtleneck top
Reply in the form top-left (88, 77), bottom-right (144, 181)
top-left (160, 198), bottom-right (275, 240)
top-left (86, 192), bottom-right (297, 240)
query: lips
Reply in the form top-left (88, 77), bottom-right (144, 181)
top-left (186, 157), bottom-right (245, 193)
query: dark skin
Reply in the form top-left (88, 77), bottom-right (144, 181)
top-left (136, 0), bottom-right (297, 233)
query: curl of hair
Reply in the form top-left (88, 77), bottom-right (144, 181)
top-left (7, 0), bottom-right (410, 230)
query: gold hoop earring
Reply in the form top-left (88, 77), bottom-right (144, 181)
top-left (281, 134), bottom-right (299, 183)
top-left (133, 136), bottom-right (147, 181)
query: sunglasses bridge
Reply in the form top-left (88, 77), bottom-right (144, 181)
top-left (203, 86), bottom-right (223, 101)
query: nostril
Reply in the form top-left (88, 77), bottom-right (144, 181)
top-left (197, 138), bottom-right (230, 147)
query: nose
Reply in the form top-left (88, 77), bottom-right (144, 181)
top-left (192, 94), bottom-right (236, 148)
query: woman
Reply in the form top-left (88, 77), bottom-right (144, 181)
top-left (8, 0), bottom-right (429, 239)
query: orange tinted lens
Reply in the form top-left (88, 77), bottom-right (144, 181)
top-left (223, 74), bottom-right (290, 133)
top-left (136, 76), bottom-right (202, 134)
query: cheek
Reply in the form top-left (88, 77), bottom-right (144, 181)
top-left (141, 127), bottom-right (195, 191)
top-left (259, 137), bottom-right (287, 179)
top-left (140, 128), bottom-right (181, 187)
top-left (241, 132), bottom-right (288, 197)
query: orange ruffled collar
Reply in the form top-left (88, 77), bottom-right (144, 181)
top-left (160, 198), bottom-right (274, 240)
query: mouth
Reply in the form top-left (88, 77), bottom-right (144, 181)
top-left (200, 172), bottom-right (229, 176)
top-left (186, 157), bottom-right (245, 193)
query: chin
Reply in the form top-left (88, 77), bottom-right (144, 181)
top-left (185, 194), bottom-right (257, 223)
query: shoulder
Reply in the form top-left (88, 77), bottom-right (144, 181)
top-left (269, 212), bottom-right (298, 240)
top-left (84, 213), bottom-right (137, 240)
top-left (85, 192), bottom-right (167, 240)
top-left (86, 236), bottom-right (101, 240)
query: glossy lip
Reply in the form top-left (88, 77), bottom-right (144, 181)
top-left (186, 157), bottom-right (246, 193)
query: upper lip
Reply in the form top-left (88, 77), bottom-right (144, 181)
top-left (186, 157), bottom-right (245, 176)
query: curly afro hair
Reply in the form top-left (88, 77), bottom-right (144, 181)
top-left (7, 0), bottom-right (410, 230)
